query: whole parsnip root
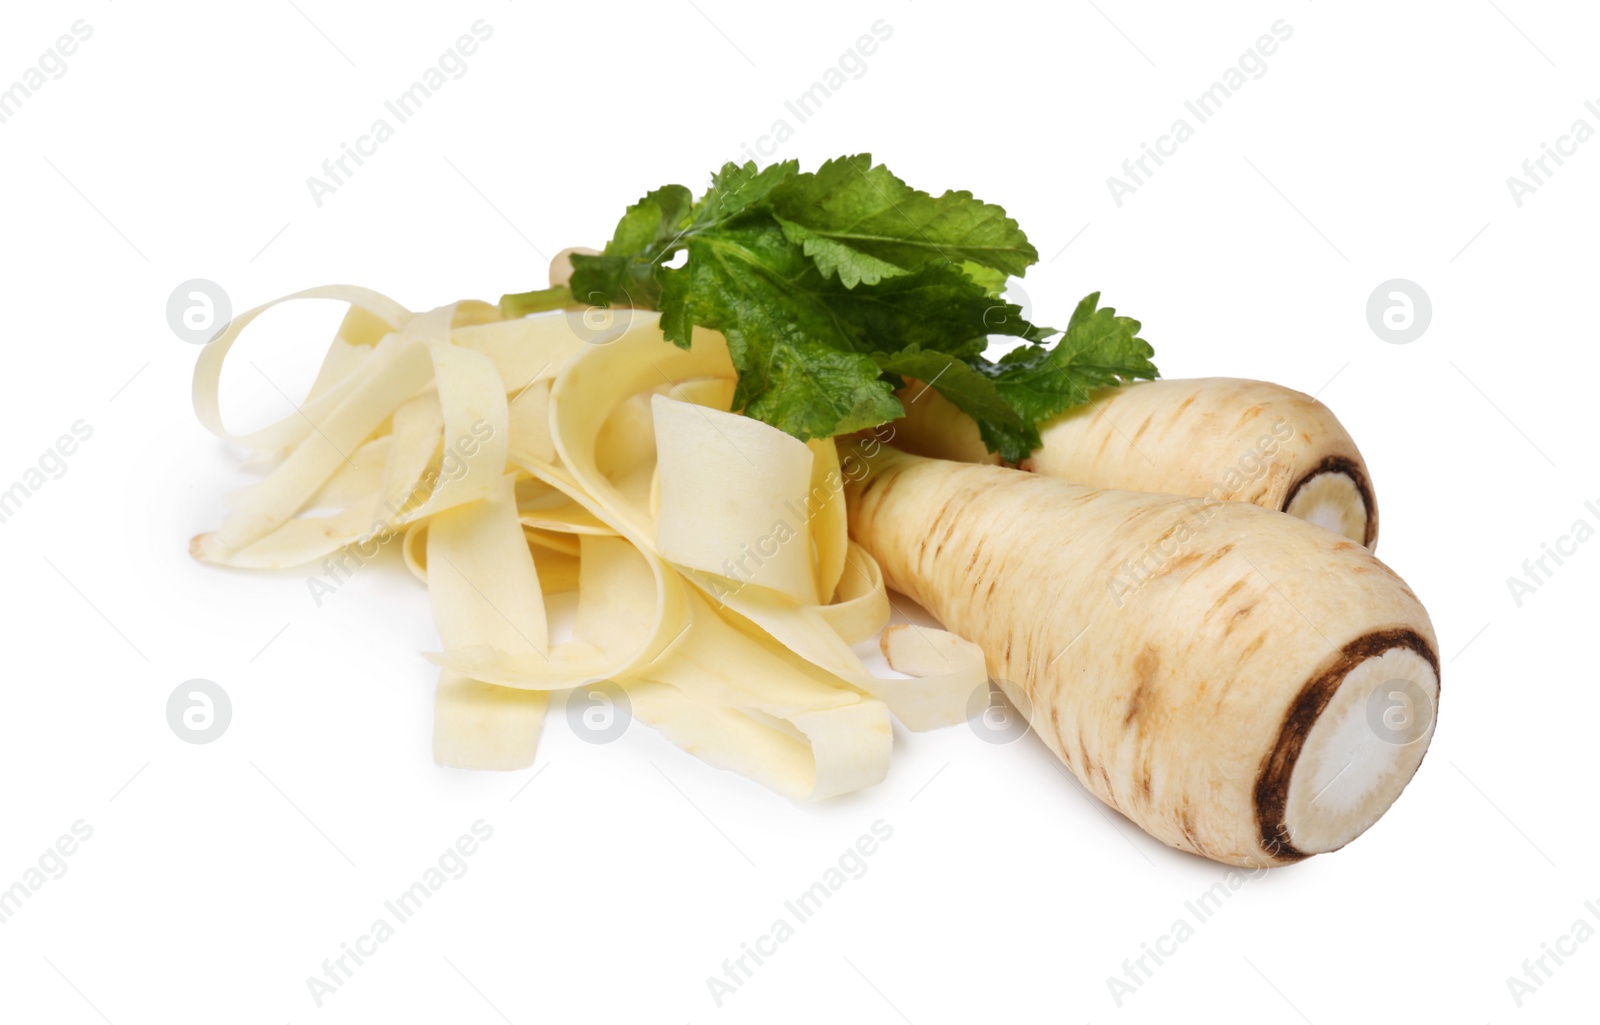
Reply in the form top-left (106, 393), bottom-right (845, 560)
top-left (891, 377), bottom-right (1379, 549)
top-left (843, 445), bottom-right (1438, 867)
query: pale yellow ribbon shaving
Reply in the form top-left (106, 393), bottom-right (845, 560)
top-left (192, 291), bottom-right (984, 795)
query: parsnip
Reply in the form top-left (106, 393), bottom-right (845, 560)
top-left (891, 377), bottom-right (1379, 548)
top-left (843, 444), bottom-right (1437, 867)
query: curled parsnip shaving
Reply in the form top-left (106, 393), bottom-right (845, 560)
top-left (547, 321), bottom-right (981, 725)
top-left (194, 285), bottom-right (411, 454)
top-left (816, 543), bottom-right (890, 645)
top-left (878, 624), bottom-right (990, 728)
top-left (653, 392), bottom-right (821, 605)
top-left (573, 535), bottom-right (891, 799)
top-left (643, 398), bottom-right (980, 730)
top-left (807, 437), bottom-right (849, 606)
top-left (192, 289), bottom-right (980, 796)
top-left (432, 676), bottom-right (548, 772)
top-left (427, 473), bottom-right (549, 663)
top-left (629, 588), bottom-right (893, 800)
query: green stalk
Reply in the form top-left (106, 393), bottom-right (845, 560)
top-left (498, 285), bottom-right (574, 319)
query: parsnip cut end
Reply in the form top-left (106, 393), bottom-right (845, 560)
top-left (1283, 469), bottom-right (1369, 547)
top-left (1278, 641), bottom-right (1438, 856)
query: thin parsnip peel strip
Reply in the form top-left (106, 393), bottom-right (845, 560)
top-left (815, 542), bottom-right (890, 645)
top-left (203, 339), bottom-right (436, 555)
top-left (807, 437), bottom-right (849, 606)
top-left (426, 472), bottom-right (549, 663)
top-left (877, 624), bottom-right (991, 730)
top-left (627, 588), bottom-right (892, 800)
top-left (192, 293), bottom-right (981, 796)
top-left (194, 285), bottom-right (411, 454)
top-left (653, 394), bottom-right (820, 605)
top-left (433, 674), bottom-right (547, 772)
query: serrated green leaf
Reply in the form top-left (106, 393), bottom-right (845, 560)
top-left (776, 218), bottom-right (907, 289)
top-left (694, 160), bottom-right (799, 229)
top-left (569, 185), bottom-right (693, 309)
top-left (817, 261), bottom-right (1048, 353)
top-left (769, 153), bottom-right (1039, 283)
top-left (610, 185), bottom-right (693, 254)
top-left (735, 337), bottom-right (904, 440)
top-left (873, 346), bottom-right (1024, 429)
top-left (960, 262), bottom-right (1010, 295)
top-left (531, 158), bottom-right (1155, 451)
top-left (974, 291), bottom-right (1158, 435)
top-left (976, 418), bottom-right (1045, 464)
top-left (659, 228), bottom-right (902, 438)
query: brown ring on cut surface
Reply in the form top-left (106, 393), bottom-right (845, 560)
top-left (1282, 456), bottom-right (1377, 547)
top-left (1253, 628), bottom-right (1440, 862)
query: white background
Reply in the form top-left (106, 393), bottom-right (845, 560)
top-left (1, 1), bottom-right (1595, 1022)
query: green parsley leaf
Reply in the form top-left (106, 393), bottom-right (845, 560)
top-left (569, 185), bottom-right (693, 309)
top-left (970, 291), bottom-right (1158, 459)
top-left (768, 153), bottom-right (1039, 286)
top-left (692, 160), bottom-right (800, 230)
top-left (974, 418), bottom-right (1045, 464)
top-left (873, 346), bottom-right (1024, 430)
top-left (512, 158), bottom-right (1158, 453)
top-left (960, 262), bottom-right (1011, 296)
top-left (656, 220), bottom-right (1057, 438)
top-left (658, 225), bottom-right (902, 438)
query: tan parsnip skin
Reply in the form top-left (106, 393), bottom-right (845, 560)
top-left (891, 378), bottom-right (1380, 549)
top-left (843, 445), bottom-right (1437, 867)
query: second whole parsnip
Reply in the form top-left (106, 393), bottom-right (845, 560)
top-left (890, 377), bottom-right (1379, 548)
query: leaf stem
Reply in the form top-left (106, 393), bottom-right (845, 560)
top-left (498, 285), bottom-right (574, 318)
